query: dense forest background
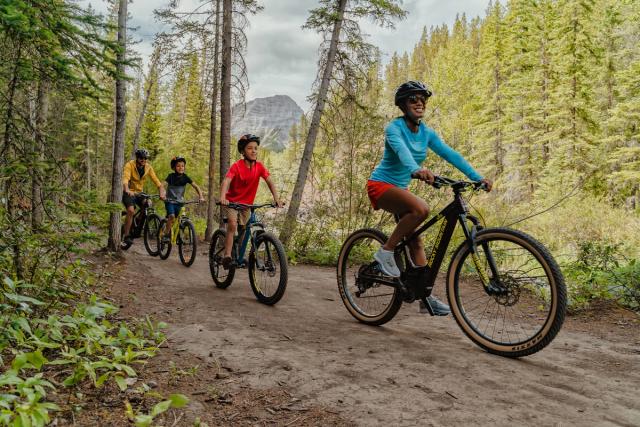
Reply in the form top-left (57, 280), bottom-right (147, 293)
top-left (1, 0), bottom-right (639, 423)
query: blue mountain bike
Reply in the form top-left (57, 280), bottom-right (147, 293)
top-left (209, 202), bottom-right (288, 305)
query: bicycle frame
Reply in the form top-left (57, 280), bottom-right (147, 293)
top-left (233, 208), bottom-right (266, 267)
top-left (362, 182), bottom-right (499, 296)
top-left (164, 201), bottom-right (197, 244)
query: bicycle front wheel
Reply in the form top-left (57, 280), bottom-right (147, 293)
top-left (248, 232), bottom-right (288, 305)
top-left (337, 228), bottom-right (402, 326)
top-left (158, 219), bottom-right (172, 260)
top-left (144, 214), bottom-right (161, 256)
top-left (209, 229), bottom-right (235, 288)
top-left (447, 227), bottom-right (566, 357)
top-left (178, 220), bottom-right (197, 267)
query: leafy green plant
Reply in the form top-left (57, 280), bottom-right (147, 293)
top-left (124, 393), bottom-right (189, 427)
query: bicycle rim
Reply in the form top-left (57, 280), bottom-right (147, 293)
top-left (447, 228), bottom-right (566, 357)
top-left (337, 228), bottom-right (402, 326)
top-left (209, 229), bottom-right (234, 288)
top-left (178, 221), bottom-right (197, 267)
top-left (249, 233), bottom-right (287, 305)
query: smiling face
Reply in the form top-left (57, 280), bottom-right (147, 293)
top-left (243, 141), bottom-right (259, 161)
top-left (174, 161), bottom-right (186, 174)
top-left (403, 93), bottom-right (426, 121)
top-left (135, 157), bottom-right (147, 168)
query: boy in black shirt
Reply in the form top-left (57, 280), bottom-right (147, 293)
top-left (163, 156), bottom-right (205, 241)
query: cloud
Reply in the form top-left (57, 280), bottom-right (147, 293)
top-left (79, 0), bottom-right (491, 111)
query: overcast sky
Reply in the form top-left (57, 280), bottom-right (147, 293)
top-left (82, 0), bottom-right (490, 111)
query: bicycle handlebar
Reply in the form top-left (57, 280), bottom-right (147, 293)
top-left (165, 198), bottom-right (201, 205)
top-left (216, 201), bottom-right (281, 210)
top-left (134, 192), bottom-right (160, 199)
top-left (410, 174), bottom-right (488, 192)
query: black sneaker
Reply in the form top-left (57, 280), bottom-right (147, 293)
top-left (222, 256), bottom-right (233, 270)
top-left (124, 235), bottom-right (134, 245)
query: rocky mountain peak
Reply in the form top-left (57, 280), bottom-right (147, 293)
top-left (231, 95), bottom-right (304, 152)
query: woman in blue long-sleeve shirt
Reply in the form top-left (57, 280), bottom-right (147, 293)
top-left (367, 81), bottom-right (493, 315)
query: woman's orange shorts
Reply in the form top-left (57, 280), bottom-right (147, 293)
top-left (366, 180), bottom-right (396, 210)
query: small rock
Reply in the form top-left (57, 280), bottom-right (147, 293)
top-left (147, 380), bottom-right (158, 389)
top-left (216, 372), bottom-right (230, 379)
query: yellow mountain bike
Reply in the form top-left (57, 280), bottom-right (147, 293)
top-left (158, 200), bottom-right (199, 267)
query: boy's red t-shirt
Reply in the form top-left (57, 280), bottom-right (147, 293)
top-left (225, 159), bottom-right (270, 204)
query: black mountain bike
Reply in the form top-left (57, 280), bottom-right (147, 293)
top-left (120, 192), bottom-right (162, 256)
top-left (209, 202), bottom-right (288, 305)
top-left (336, 176), bottom-right (567, 358)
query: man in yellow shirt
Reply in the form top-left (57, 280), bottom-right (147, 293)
top-left (122, 148), bottom-right (166, 245)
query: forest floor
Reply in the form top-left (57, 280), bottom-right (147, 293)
top-left (69, 242), bottom-right (639, 426)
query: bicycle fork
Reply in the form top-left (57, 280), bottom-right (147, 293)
top-left (459, 215), bottom-right (506, 296)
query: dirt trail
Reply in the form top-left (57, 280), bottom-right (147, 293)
top-left (114, 243), bottom-right (640, 426)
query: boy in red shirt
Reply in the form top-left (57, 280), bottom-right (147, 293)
top-left (220, 134), bottom-right (283, 268)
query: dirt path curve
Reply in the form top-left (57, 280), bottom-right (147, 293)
top-left (117, 244), bottom-right (639, 426)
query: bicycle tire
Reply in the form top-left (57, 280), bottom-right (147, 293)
top-left (209, 229), bottom-right (235, 288)
top-left (447, 227), bottom-right (567, 358)
top-left (248, 232), bottom-right (288, 305)
top-left (143, 214), bottom-right (161, 256)
top-left (337, 228), bottom-right (403, 326)
top-left (158, 218), bottom-right (172, 260)
top-left (178, 220), bottom-right (197, 267)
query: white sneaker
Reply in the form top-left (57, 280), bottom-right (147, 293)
top-left (374, 247), bottom-right (401, 277)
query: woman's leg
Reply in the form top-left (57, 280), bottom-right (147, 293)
top-left (377, 187), bottom-right (430, 250)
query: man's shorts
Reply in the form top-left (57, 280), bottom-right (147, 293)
top-left (222, 205), bottom-right (250, 226)
top-left (165, 202), bottom-right (183, 217)
top-left (122, 192), bottom-right (146, 209)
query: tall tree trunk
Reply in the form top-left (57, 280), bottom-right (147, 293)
top-left (280, 0), bottom-right (347, 245)
top-left (4, 45), bottom-right (24, 279)
top-left (32, 79), bottom-right (49, 230)
top-left (205, 0), bottom-right (221, 241)
top-left (219, 0), bottom-right (232, 226)
top-left (107, 0), bottom-right (128, 252)
top-left (131, 47), bottom-right (160, 158)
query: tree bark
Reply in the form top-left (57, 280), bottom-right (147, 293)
top-left (280, 0), bottom-right (348, 245)
top-left (107, 0), bottom-right (128, 252)
top-left (32, 79), bottom-right (49, 230)
top-left (219, 0), bottom-right (232, 227)
top-left (131, 47), bottom-right (160, 159)
top-left (205, 0), bottom-right (222, 241)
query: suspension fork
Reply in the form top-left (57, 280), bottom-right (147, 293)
top-left (458, 215), bottom-right (501, 290)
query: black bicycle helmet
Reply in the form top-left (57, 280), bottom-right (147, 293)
top-left (170, 155), bottom-right (186, 170)
top-left (135, 148), bottom-right (150, 159)
top-left (237, 134), bottom-right (261, 153)
top-left (394, 81), bottom-right (432, 107)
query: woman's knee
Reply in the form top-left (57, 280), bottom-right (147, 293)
top-left (411, 202), bottom-right (430, 220)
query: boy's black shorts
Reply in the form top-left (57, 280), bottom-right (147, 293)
top-left (122, 192), bottom-right (146, 209)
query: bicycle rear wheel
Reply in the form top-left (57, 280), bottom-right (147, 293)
top-left (248, 232), bottom-right (288, 305)
top-left (144, 213), bottom-right (161, 256)
top-left (447, 227), bottom-right (566, 357)
top-left (209, 229), bottom-right (235, 288)
top-left (337, 228), bottom-right (402, 326)
top-left (178, 220), bottom-right (197, 267)
top-left (158, 219), bottom-right (172, 260)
